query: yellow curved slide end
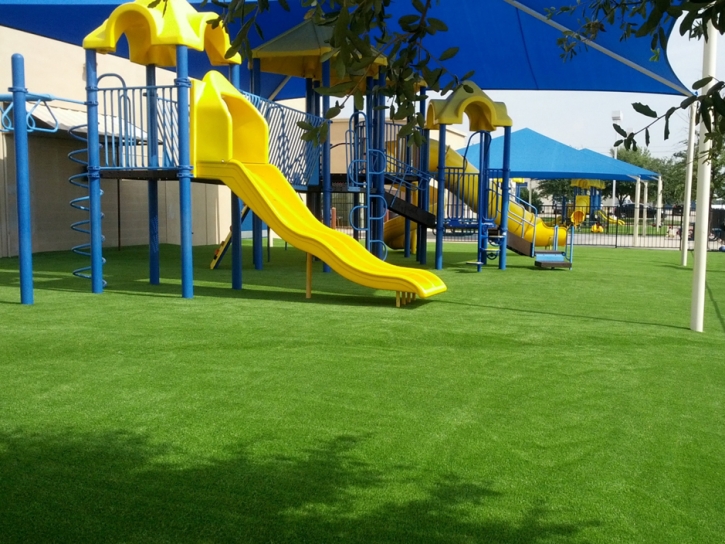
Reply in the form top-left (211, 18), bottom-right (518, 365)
top-left (191, 71), bottom-right (446, 299)
top-left (428, 140), bottom-right (566, 248)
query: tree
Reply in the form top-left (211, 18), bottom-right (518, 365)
top-left (535, 179), bottom-right (576, 202)
top-left (548, 1), bottom-right (725, 158)
top-left (669, 143), bottom-right (725, 205)
top-left (192, 0), bottom-right (473, 145)
top-left (519, 187), bottom-right (544, 211)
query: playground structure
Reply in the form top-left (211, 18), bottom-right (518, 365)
top-left (1, 0), bottom-right (579, 306)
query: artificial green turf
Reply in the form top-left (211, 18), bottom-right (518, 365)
top-left (1, 242), bottom-right (724, 543)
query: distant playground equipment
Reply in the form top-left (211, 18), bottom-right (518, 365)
top-left (596, 209), bottom-right (625, 226)
top-left (590, 221), bottom-right (604, 234)
top-left (570, 210), bottom-right (585, 227)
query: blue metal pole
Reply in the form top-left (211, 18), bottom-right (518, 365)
top-left (365, 76), bottom-right (374, 253)
top-left (435, 124), bottom-right (446, 270)
top-left (85, 49), bottom-right (104, 293)
top-left (376, 69), bottom-right (386, 260)
top-left (477, 131), bottom-right (485, 270)
top-left (146, 64), bottom-right (160, 285)
top-left (321, 60), bottom-right (331, 273)
top-left (10, 54), bottom-right (33, 304)
top-left (251, 58), bottom-right (263, 270)
top-left (500, 125), bottom-right (512, 270)
top-left (176, 45), bottom-right (193, 297)
top-left (418, 87), bottom-right (429, 265)
top-left (229, 64), bottom-right (242, 290)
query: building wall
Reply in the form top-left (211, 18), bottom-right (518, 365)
top-left (0, 26), bottom-right (234, 258)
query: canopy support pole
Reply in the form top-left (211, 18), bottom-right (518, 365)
top-left (691, 22), bottom-right (718, 333)
top-left (633, 177), bottom-right (641, 247)
top-left (681, 103), bottom-right (697, 266)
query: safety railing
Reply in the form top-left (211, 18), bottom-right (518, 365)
top-left (96, 76), bottom-right (179, 170)
top-left (242, 91), bottom-right (325, 189)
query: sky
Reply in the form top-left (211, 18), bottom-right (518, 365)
top-left (479, 28), bottom-right (725, 159)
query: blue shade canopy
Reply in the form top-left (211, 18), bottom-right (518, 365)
top-left (460, 128), bottom-right (659, 181)
top-left (0, 0), bottom-right (689, 99)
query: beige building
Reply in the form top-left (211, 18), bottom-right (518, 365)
top-left (1, 26), bottom-right (233, 259)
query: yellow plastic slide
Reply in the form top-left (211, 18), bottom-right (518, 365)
top-left (428, 140), bottom-right (566, 248)
top-left (383, 215), bottom-right (417, 252)
top-left (190, 71), bottom-right (446, 299)
top-left (596, 209), bottom-right (625, 226)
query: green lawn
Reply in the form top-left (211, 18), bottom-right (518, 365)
top-left (1, 243), bottom-right (724, 543)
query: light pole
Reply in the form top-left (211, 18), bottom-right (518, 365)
top-left (611, 110), bottom-right (622, 209)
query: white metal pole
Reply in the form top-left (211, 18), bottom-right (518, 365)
top-left (612, 147), bottom-right (618, 207)
top-left (691, 22), bottom-right (718, 333)
top-left (643, 181), bottom-right (649, 238)
top-left (633, 178), bottom-right (641, 247)
top-left (681, 103), bottom-right (697, 265)
top-left (656, 176), bottom-right (663, 229)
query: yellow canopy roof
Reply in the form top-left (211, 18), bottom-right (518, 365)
top-left (426, 81), bottom-right (512, 132)
top-left (570, 179), bottom-right (607, 189)
top-left (83, 0), bottom-right (241, 67)
top-left (252, 18), bottom-right (385, 85)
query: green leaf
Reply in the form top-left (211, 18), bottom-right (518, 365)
top-left (325, 105), bottom-right (342, 119)
top-left (693, 76), bottom-right (714, 90)
top-left (645, 128), bottom-right (650, 147)
top-left (398, 14), bottom-right (420, 27)
top-left (680, 95), bottom-right (698, 109)
top-left (427, 18), bottom-right (448, 32)
top-left (613, 124), bottom-right (628, 138)
top-left (632, 102), bottom-right (658, 118)
top-left (439, 47), bottom-right (459, 62)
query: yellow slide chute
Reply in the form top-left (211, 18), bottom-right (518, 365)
top-left (596, 209), bottom-right (625, 226)
top-left (191, 71), bottom-right (446, 300)
top-left (427, 140), bottom-right (566, 248)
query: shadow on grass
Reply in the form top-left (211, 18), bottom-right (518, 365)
top-left (0, 430), bottom-right (595, 544)
top-left (706, 283), bottom-right (725, 334)
top-left (437, 298), bottom-right (688, 331)
top-left (0, 247), bottom-right (436, 309)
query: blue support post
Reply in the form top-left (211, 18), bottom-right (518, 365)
top-left (499, 125), bottom-right (512, 271)
top-left (230, 64), bottom-right (242, 289)
top-left (321, 60), bottom-right (331, 273)
top-left (403, 138), bottom-right (411, 258)
top-left (251, 58), bottom-right (264, 270)
top-left (85, 50), bottom-right (104, 293)
top-left (176, 46), bottom-right (193, 298)
top-left (10, 54), bottom-right (33, 304)
top-left (365, 77), bottom-right (374, 253)
top-left (418, 87), bottom-right (429, 265)
top-left (481, 132), bottom-right (492, 267)
top-left (146, 64), bottom-right (160, 285)
top-left (376, 69), bottom-right (386, 260)
top-left (435, 124), bottom-right (446, 270)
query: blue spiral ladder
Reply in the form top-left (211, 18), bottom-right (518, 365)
top-left (68, 125), bottom-right (106, 284)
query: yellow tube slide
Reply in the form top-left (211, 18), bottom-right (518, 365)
top-left (428, 140), bottom-right (566, 248)
top-left (191, 71), bottom-right (446, 299)
top-left (383, 215), bottom-right (418, 252)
